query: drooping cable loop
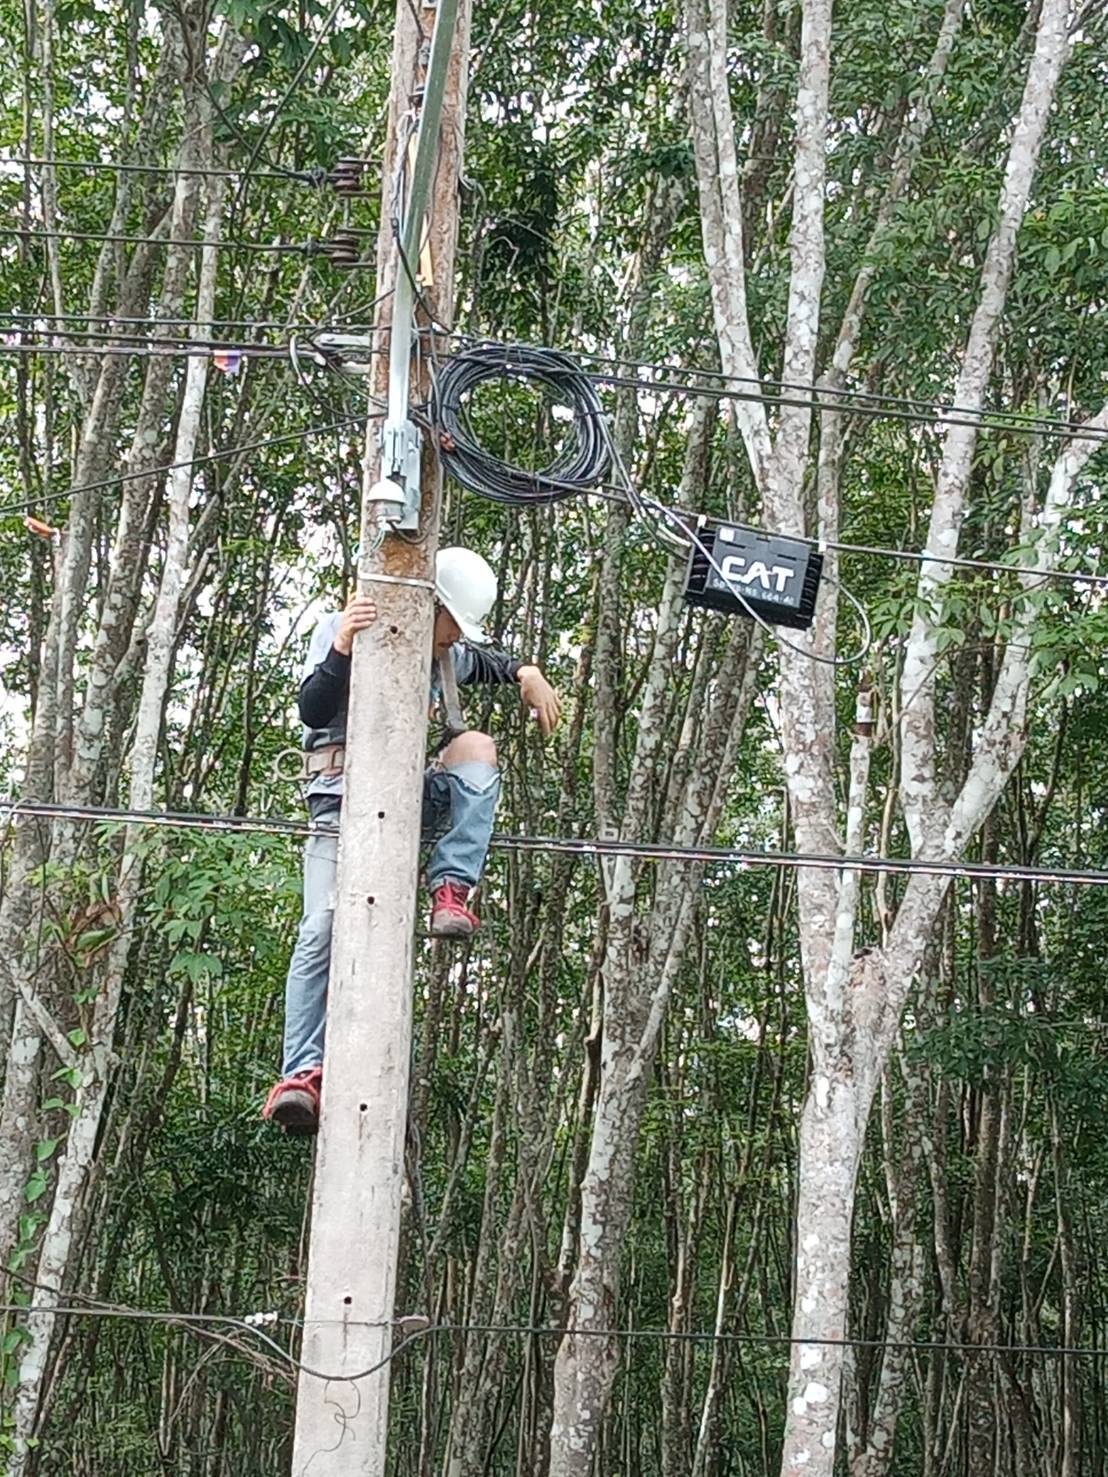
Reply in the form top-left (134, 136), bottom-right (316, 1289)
top-left (428, 341), bottom-right (611, 504)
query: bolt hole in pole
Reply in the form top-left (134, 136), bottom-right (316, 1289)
top-left (389, 624), bottom-right (399, 634)
top-left (343, 1296), bottom-right (353, 1306)
top-left (367, 895), bottom-right (375, 905)
top-left (378, 810), bottom-right (386, 819)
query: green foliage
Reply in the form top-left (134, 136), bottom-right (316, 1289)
top-left (3, 0), bottom-right (1108, 1468)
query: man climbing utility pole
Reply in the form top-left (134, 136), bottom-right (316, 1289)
top-left (290, 0), bottom-right (472, 1468)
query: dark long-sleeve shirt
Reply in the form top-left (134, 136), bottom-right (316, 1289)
top-left (298, 609), bottom-right (522, 809)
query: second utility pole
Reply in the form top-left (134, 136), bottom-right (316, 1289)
top-left (290, 0), bottom-right (472, 1468)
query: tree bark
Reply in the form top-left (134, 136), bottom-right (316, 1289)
top-left (7, 27), bottom-right (245, 1459)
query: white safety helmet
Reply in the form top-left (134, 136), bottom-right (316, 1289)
top-left (435, 547), bottom-right (498, 645)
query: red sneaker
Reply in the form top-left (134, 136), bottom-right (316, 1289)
top-left (430, 881), bottom-right (480, 939)
top-left (262, 1067), bottom-right (322, 1136)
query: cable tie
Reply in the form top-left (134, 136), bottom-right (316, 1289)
top-left (360, 572), bottom-right (435, 591)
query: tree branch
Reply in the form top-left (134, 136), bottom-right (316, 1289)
top-left (684, 0), bottom-right (772, 485)
top-left (899, 0), bottom-right (1075, 851)
top-left (946, 400), bottom-right (1108, 849)
top-left (769, 0), bottom-right (833, 524)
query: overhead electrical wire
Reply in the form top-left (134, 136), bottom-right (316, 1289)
top-left (3, 798), bottom-right (1107, 888)
top-left (0, 415), bottom-right (373, 520)
top-left (0, 339), bottom-right (291, 361)
top-left (7, 0), bottom-right (364, 207)
top-left (0, 226), bottom-right (324, 255)
top-left (587, 362), bottom-right (1108, 445)
top-left (0, 309), bottom-right (370, 333)
top-left (4, 330), bottom-right (1104, 591)
top-left (5, 316), bottom-right (1104, 449)
top-left (425, 342), bottom-right (873, 666)
top-left (0, 328), bottom-right (387, 363)
top-left (228, 0), bottom-right (350, 217)
top-left (423, 338), bottom-right (1108, 619)
top-left (446, 331), bottom-right (1108, 447)
top-left (3, 325), bottom-right (296, 351)
top-left (586, 482), bottom-right (1108, 591)
top-left (766, 520), bottom-right (1108, 589)
top-left (0, 1297), bottom-right (410, 1382)
top-left (4, 1300), bottom-right (1108, 1370)
top-left (4, 264), bottom-right (1105, 441)
top-left (0, 153), bottom-right (319, 184)
top-left (583, 354), bottom-right (1108, 443)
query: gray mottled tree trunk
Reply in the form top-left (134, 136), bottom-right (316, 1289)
top-left (4, 20), bottom-right (246, 1463)
top-left (683, 0), bottom-right (1091, 1470)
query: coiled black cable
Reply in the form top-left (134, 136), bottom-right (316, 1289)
top-left (429, 342), bottom-right (611, 503)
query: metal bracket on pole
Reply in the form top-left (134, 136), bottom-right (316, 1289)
top-left (369, 0), bottom-right (460, 533)
top-left (308, 331), bottom-right (377, 375)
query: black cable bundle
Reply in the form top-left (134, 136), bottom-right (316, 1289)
top-left (430, 342), bottom-right (611, 504)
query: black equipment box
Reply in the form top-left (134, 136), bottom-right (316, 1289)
top-left (683, 521), bottom-right (823, 630)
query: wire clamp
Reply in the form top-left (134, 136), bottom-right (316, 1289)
top-left (310, 331), bottom-right (377, 374)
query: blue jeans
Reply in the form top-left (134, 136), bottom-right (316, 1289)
top-left (281, 759), bottom-right (500, 1077)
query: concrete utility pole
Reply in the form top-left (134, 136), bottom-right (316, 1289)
top-left (290, 0), bottom-right (472, 1467)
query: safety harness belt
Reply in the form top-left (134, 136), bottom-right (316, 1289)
top-left (438, 647), bottom-right (466, 736)
top-left (297, 649), bottom-right (466, 781)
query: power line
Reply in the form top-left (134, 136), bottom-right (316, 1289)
top-left (588, 363), bottom-right (1108, 446)
top-left (0, 153), bottom-right (319, 183)
top-left (421, 339), bottom-right (1107, 593)
top-left (1, 227), bottom-right (323, 255)
top-left (6, 295), bottom-right (1105, 445)
top-left (495, 831), bottom-right (1108, 888)
top-left (3, 340), bottom-right (1101, 592)
top-left (0, 339), bottom-right (291, 361)
top-left (3, 798), bottom-right (1107, 887)
top-left (0, 415), bottom-right (371, 519)
top-left (0, 309), bottom-right (368, 333)
top-left (591, 353), bottom-right (1107, 442)
top-left (0, 1298), bottom-right (406, 1383)
top-left (385, 1319), bottom-right (1108, 1363)
top-left (12, 317), bottom-right (1107, 446)
top-left (1, 326), bottom-right (381, 360)
top-left (449, 332), bottom-right (1108, 447)
top-left (10, 321), bottom-right (1107, 454)
top-left (4, 1301), bottom-right (1107, 1369)
top-left (805, 530), bottom-right (1108, 589)
top-left (427, 335), bottom-right (1108, 589)
top-left (591, 487), bottom-right (1108, 591)
top-left (0, 389), bottom-right (1081, 608)
top-left (0, 799), bottom-right (314, 837)
top-left (230, 0), bottom-right (349, 213)
top-left (5, 325), bottom-right (293, 350)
